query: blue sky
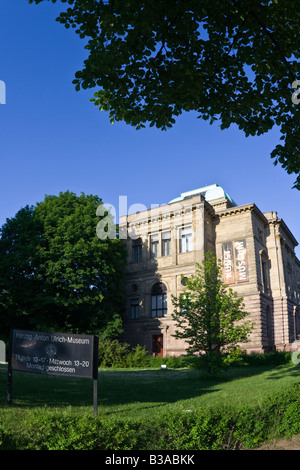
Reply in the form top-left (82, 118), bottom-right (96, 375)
top-left (1, 0), bottom-right (300, 257)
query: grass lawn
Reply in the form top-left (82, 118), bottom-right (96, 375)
top-left (1, 362), bottom-right (300, 421)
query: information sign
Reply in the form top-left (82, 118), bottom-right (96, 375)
top-left (7, 329), bottom-right (99, 413)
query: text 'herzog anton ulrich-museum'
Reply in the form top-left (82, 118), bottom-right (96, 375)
top-left (120, 184), bottom-right (300, 356)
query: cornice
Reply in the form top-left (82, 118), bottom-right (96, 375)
top-left (268, 217), bottom-right (298, 248)
top-left (215, 203), bottom-right (268, 225)
top-left (125, 196), bottom-right (208, 228)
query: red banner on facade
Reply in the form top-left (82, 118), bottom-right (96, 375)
top-left (234, 239), bottom-right (249, 282)
top-left (222, 242), bottom-right (235, 284)
top-left (222, 239), bottom-right (249, 284)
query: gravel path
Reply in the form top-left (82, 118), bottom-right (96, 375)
top-left (257, 435), bottom-right (300, 450)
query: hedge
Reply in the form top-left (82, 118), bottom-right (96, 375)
top-left (1, 383), bottom-right (300, 450)
top-left (98, 339), bottom-right (202, 369)
top-left (98, 339), bottom-right (292, 370)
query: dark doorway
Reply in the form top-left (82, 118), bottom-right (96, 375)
top-left (152, 334), bottom-right (163, 357)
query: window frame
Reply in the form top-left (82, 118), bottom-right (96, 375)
top-left (130, 298), bottom-right (139, 319)
top-left (162, 231), bottom-right (171, 256)
top-left (150, 233), bottom-right (159, 259)
top-left (151, 283), bottom-right (168, 318)
top-left (132, 238), bottom-right (142, 262)
top-left (179, 226), bottom-right (193, 253)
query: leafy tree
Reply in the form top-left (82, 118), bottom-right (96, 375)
top-left (172, 252), bottom-right (254, 373)
top-left (0, 191), bottom-right (127, 338)
top-left (0, 205), bottom-right (43, 337)
top-left (29, 0), bottom-right (300, 187)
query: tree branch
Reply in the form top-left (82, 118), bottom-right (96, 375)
top-left (248, 8), bottom-right (296, 82)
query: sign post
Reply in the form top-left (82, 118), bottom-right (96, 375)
top-left (8, 329), bottom-right (99, 414)
top-left (92, 334), bottom-right (99, 416)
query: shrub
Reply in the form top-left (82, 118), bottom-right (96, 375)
top-left (2, 384), bottom-right (300, 450)
top-left (0, 425), bottom-right (8, 448)
top-left (98, 339), bottom-right (151, 368)
top-left (239, 351), bottom-right (292, 367)
top-left (98, 339), bottom-right (131, 368)
top-left (126, 345), bottom-right (150, 368)
top-left (99, 340), bottom-right (292, 371)
top-left (1, 409), bottom-right (140, 451)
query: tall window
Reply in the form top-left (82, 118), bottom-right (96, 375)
top-left (179, 226), bottom-right (193, 253)
top-left (130, 299), bottom-right (139, 319)
top-left (260, 250), bottom-right (270, 293)
top-left (265, 305), bottom-right (274, 348)
top-left (162, 231), bottom-right (171, 256)
top-left (151, 282), bottom-right (167, 318)
top-left (150, 234), bottom-right (159, 258)
top-left (132, 238), bottom-right (142, 262)
top-left (262, 261), bottom-right (268, 290)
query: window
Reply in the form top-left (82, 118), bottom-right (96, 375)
top-left (130, 299), bottom-right (139, 319)
top-left (151, 282), bottom-right (167, 318)
top-left (181, 276), bottom-right (188, 286)
top-left (132, 238), bottom-right (142, 262)
top-left (265, 305), bottom-right (274, 347)
top-left (259, 250), bottom-right (270, 293)
top-left (179, 226), bottom-right (193, 253)
top-left (162, 231), bottom-right (171, 256)
top-left (262, 261), bottom-right (268, 289)
top-left (150, 234), bottom-right (159, 259)
top-left (294, 306), bottom-right (300, 339)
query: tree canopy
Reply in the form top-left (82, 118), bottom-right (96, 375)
top-left (0, 191), bottom-right (127, 339)
top-left (29, 0), bottom-right (300, 187)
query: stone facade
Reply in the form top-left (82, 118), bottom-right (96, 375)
top-left (120, 184), bottom-right (300, 356)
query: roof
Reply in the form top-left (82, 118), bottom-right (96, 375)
top-left (168, 184), bottom-right (236, 206)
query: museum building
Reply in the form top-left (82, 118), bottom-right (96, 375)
top-left (119, 184), bottom-right (300, 356)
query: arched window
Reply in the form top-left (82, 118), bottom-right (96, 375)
top-left (151, 283), bottom-right (167, 318)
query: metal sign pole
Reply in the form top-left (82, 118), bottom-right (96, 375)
top-left (93, 379), bottom-right (98, 416)
top-left (93, 335), bottom-right (99, 416)
top-left (7, 365), bottom-right (12, 406)
top-left (7, 329), bottom-right (13, 405)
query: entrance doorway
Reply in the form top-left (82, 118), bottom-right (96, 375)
top-left (152, 334), bottom-right (163, 357)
